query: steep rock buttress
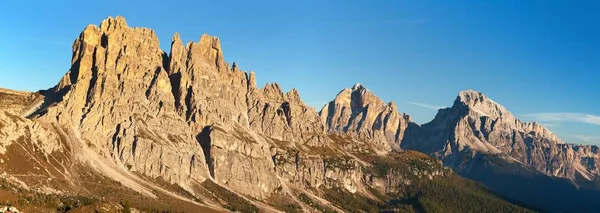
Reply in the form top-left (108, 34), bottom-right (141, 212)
top-left (42, 16), bottom-right (210, 186)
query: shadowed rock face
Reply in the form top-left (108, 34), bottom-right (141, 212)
top-left (320, 84), bottom-right (413, 153)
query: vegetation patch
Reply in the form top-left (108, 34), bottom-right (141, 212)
top-left (273, 151), bottom-right (296, 166)
top-left (233, 128), bottom-right (258, 144)
top-left (0, 177), bottom-right (97, 212)
top-left (151, 177), bottom-right (201, 203)
top-left (359, 151), bottom-right (445, 178)
top-left (375, 175), bottom-right (536, 213)
top-left (120, 200), bottom-right (131, 213)
top-left (267, 193), bottom-right (302, 213)
top-left (320, 187), bottom-right (381, 213)
top-left (297, 193), bottom-right (336, 213)
top-left (201, 180), bottom-right (258, 213)
top-left (312, 151), bottom-right (534, 213)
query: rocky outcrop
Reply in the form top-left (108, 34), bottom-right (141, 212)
top-left (167, 32), bottom-right (249, 128)
top-left (0, 206), bottom-right (21, 213)
top-left (247, 85), bottom-right (328, 146)
top-left (320, 84), bottom-right (412, 152)
top-left (199, 126), bottom-right (280, 198)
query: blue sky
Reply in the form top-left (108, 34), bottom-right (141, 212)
top-left (1, 0), bottom-right (599, 145)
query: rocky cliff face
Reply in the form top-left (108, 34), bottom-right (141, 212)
top-left (40, 17), bottom-right (211, 187)
top-left (164, 18), bottom-right (330, 198)
top-left (320, 84), bottom-right (412, 153)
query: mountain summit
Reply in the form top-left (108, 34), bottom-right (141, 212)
top-left (320, 84), bottom-right (412, 152)
top-left (455, 90), bottom-right (511, 118)
top-left (409, 89), bottom-right (593, 178)
top-left (403, 89), bottom-right (600, 212)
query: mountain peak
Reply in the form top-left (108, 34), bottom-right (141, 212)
top-left (454, 90), bottom-right (510, 118)
top-left (449, 90), bottom-right (562, 143)
top-left (457, 89), bottom-right (487, 104)
top-left (320, 83), bottom-right (412, 152)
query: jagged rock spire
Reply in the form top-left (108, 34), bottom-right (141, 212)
top-left (320, 83), bottom-right (412, 152)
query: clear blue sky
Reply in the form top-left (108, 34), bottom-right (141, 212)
top-left (1, 0), bottom-right (599, 145)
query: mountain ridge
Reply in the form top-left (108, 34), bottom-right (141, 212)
top-left (0, 16), bottom-right (592, 212)
top-left (399, 88), bottom-right (600, 212)
top-left (403, 88), bottom-right (599, 178)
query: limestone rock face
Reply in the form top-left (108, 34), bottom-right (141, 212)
top-left (166, 29), bottom-right (330, 197)
top-left (167, 32), bottom-right (248, 128)
top-left (199, 126), bottom-right (280, 198)
top-left (247, 85), bottom-right (329, 146)
top-left (41, 16), bottom-right (210, 185)
top-left (320, 84), bottom-right (412, 152)
top-left (168, 33), bottom-right (329, 146)
top-left (404, 90), bottom-right (600, 181)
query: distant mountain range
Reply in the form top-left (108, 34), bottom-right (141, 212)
top-left (0, 16), bottom-right (597, 212)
